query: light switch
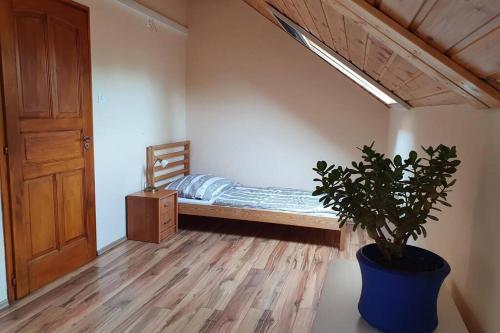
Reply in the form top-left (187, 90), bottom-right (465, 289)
top-left (97, 94), bottom-right (107, 104)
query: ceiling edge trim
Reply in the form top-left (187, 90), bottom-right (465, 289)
top-left (116, 0), bottom-right (188, 34)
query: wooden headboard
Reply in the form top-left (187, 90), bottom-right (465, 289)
top-left (146, 140), bottom-right (190, 190)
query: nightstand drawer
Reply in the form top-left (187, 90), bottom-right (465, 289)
top-left (160, 215), bottom-right (175, 232)
top-left (160, 225), bottom-right (176, 241)
top-left (160, 196), bottom-right (175, 217)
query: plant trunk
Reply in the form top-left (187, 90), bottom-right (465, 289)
top-left (374, 237), bottom-right (392, 261)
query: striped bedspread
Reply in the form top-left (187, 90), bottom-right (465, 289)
top-left (213, 186), bottom-right (335, 215)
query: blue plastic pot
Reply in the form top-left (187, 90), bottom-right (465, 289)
top-left (356, 244), bottom-right (450, 333)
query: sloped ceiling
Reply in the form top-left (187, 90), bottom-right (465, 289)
top-left (243, 0), bottom-right (500, 109)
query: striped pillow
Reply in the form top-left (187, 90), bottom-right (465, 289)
top-left (166, 174), bottom-right (236, 201)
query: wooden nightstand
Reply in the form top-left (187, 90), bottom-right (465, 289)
top-left (126, 189), bottom-right (178, 243)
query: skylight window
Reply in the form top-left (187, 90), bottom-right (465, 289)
top-left (270, 6), bottom-right (400, 106)
top-left (303, 37), bottom-right (397, 105)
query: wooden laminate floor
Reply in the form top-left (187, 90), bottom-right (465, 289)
top-left (0, 217), bottom-right (368, 333)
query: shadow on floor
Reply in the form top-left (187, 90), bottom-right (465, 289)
top-left (179, 215), bottom-right (341, 247)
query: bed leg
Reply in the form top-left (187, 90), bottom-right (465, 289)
top-left (338, 229), bottom-right (347, 251)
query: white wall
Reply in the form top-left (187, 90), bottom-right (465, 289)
top-left (77, 0), bottom-right (187, 249)
top-left (387, 106), bottom-right (500, 333)
top-left (186, 0), bottom-right (389, 190)
top-left (465, 112), bottom-right (500, 333)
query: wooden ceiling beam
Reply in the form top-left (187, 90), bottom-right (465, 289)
top-left (326, 0), bottom-right (500, 108)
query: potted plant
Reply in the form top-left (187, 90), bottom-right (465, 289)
top-left (313, 143), bottom-right (460, 333)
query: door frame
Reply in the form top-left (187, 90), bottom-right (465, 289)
top-left (0, 52), bottom-right (16, 305)
top-left (0, 0), bottom-right (95, 303)
top-left (0, 0), bottom-right (16, 303)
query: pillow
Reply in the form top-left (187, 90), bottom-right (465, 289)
top-left (166, 174), bottom-right (236, 201)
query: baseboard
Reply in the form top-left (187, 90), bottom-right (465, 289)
top-left (97, 236), bottom-right (128, 256)
top-left (0, 299), bottom-right (9, 310)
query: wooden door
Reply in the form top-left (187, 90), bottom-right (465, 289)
top-left (0, 0), bottom-right (96, 299)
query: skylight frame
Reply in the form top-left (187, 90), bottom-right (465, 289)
top-left (268, 5), bottom-right (410, 109)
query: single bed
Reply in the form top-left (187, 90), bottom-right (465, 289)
top-left (146, 141), bottom-right (345, 249)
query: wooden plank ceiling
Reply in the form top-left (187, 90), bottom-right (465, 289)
top-left (243, 0), bottom-right (500, 109)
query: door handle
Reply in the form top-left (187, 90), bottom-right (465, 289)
top-left (82, 135), bottom-right (92, 150)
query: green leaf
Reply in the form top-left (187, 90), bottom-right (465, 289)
top-left (438, 199), bottom-right (452, 207)
top-left (421, 226), bottom-right (427, 237)
top-left (409, 151), bottom-right (417, 162)
top-left (316, 161), bottom-right (327, 171)
top-left (394, 155), bottom-right (402, 166)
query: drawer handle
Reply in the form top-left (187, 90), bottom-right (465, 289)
top-left (163, 204), bottom-right (169, 208)
top-left (163, 219), bottom-right (171, 225)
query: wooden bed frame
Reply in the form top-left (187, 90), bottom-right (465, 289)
top-left (146, 141), bottom-right (345, 250)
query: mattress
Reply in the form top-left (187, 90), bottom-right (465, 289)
top-left (178, 197), bottom-right (216, 205)
top-left (212, 186), bottom-right (334, 215)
